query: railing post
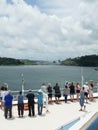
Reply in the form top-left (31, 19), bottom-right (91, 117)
top-left (21, 73), bottom-right (24, 96)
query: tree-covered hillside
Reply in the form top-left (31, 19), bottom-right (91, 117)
top-left (0, 57), bottom-right (53, 65)
top-left (61, 55), bottom-right (98, 67)
top-left (0, 57), bottom-right (24, 65)
top-left (1, 55), bottom-right (98, 66)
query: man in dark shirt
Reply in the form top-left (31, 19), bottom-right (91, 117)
top-left (26, 89), bottom-right (35, 117)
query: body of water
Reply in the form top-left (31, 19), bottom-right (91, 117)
top-left (0, 65), bottom-right (98, 91)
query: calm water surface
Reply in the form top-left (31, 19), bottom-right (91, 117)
top-left (0, 65), bottom-right (98, 91)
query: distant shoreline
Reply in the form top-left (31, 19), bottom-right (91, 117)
top-left (0, 54), bottom-right (98, 66)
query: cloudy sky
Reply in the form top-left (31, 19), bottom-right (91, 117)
top-left (0, 0), bottom-right (98, 61)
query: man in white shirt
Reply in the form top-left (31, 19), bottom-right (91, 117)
top-left (84, 82), bottom-right (89, 103)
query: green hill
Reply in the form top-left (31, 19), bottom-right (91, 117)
top-left (0, 57), bottom-right (53, 65)
top-left (0, 57), bottom-right (24, 65)
top-left (1, 54), bottom-right (98, 66)
top-left (61, 55), bottom-right (98, 67)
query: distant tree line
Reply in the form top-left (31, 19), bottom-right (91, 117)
top-left (1, 54), bottom-right (98, 66)
top-left (61, 55), bottom-right (98, 67)
top-left (0, 57), bottom-right (48, 65)
top-left (0, 57), bottom-right (24, 65)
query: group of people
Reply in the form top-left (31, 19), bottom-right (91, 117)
top-left (0, 82), bottom-right (61, 119)
top-left (79, 80), bottom-right (94, 111)
top-left (63, 80), bottom-right (94, 111)
top-left (0, 83), bottom-right (50, 119)
top-left (0, 89), bottom-right (43, 119)
top-left (0, 80), bottom-right (95, 119)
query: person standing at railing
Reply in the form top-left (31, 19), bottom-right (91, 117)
top-left (41, 83), bottom-right (49, 113)
top-left (69, 82), bottom-right (75, 102)
top-left (37, 89), bottom-right (44, 115)
top-left (17, 91), bottom-right (24, 117)
top-left (4, 90), bottom-right (13, 119)
top-left (47, 83), bottom-right (53, 104)
top-left (26, 89), bottom-right (35, 117)
top-left (1, 86), bottom-right (8, 110)
top-left (63, 85), bottom-right (69, 103)
top-left (84, 82), bottom-right (89, 103)
top-left (75, 83), bottom-right (81, 101)
top-left (53, 83), bottom-right (61, 103)
top-left (89, 80), bottom-right (94, 101)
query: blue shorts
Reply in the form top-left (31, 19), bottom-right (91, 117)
top-left (80, 98), bottom-right (84, 106)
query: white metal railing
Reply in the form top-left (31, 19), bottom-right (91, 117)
top-left (0, 84), bottom-right (98, 102)
top-left (7, 85), bottom-right (98, 101)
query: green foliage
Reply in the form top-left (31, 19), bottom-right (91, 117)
top-left (1, 54), bottom-right (98, 66)
top-left (61, 55), bottom-right (98, 67)
top-left (23, 60), bottom-right (37, 65)
top-left (0, 57), bottom-right (24, 65)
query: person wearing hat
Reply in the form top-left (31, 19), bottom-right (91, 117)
top-left (41, 83), bottom-right (49, 113)
top-left (37, 89), bottom-right (43, 115)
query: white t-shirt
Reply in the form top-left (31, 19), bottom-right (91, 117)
top-left (1, 90), bottom-right (8, 101)
top-left (84, 84), bottom-right (89, 93)
top-left (41, 85), bottom-right (47, 94)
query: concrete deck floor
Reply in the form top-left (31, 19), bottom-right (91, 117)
top-left (0, 94), bottom-right (98, 130)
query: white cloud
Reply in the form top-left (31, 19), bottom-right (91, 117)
top-left (0, 0), bottom-right (98, 61)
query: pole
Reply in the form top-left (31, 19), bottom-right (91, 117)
top-left (81, 66), bottom-right (84, 87)
top-left (81, 75), bottom-right (84, 87)
top-left (21, 73), bottom-right (24, 95)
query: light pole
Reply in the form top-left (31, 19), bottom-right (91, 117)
top-left (21, 73), bottom-right (24, 95)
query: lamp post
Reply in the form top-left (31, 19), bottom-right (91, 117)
top-left (21, 73), bottom-right (24, 95)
